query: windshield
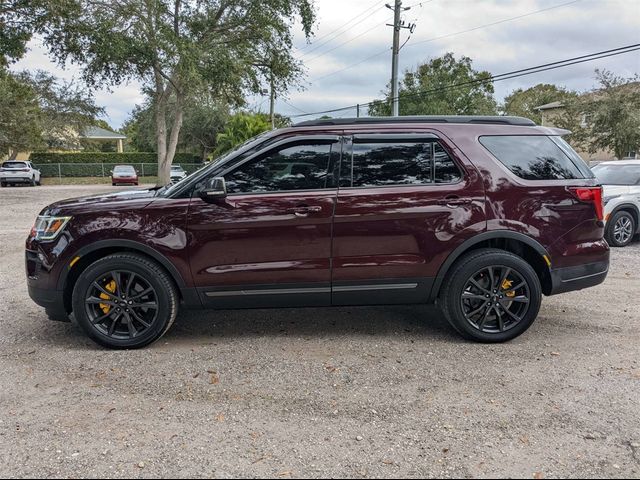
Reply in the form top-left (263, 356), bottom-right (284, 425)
top-left (114, 166), bottom-right (135, 173)
top-left (171, 166), bottom-right (184, 171)
top-left (592, 164), bottom-right (640, 185)
top-left (2, 161), bottom-right (28, 168)
top-left (160, 130), bottom-right (273, 197)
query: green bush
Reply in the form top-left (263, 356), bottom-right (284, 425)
top-left (33, 162), bottom-right (204, 178)
top-left (29, 152), bottom-right (201, 164)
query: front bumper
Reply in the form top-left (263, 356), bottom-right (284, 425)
top-left (26, 249), bottom-right (69, 321)
top-left (112, 177), bottom-right (138, 184)
top-left (549, 259), bottom-right (609, 295)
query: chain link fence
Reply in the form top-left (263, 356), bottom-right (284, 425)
top-left (33, 163), bottom-right (204, 179)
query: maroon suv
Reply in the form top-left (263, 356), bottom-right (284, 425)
top-left (26, 116), bottom-right (609, 349)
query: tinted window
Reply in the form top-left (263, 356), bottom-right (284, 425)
top-left (348, 141), bottom-right (461, 187)
top-left (1, 161), bottom-right (28, 168)
top-left (434, 143), bottom-right (462, 183)
top-left (592, 164), bottom-right (640, 185)
top-left (479, 135), bottom-right (583, 180)
top-left (225, 142), bottom-right (334, 194)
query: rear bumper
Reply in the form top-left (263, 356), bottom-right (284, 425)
top-left (1, 175), bottom-right (31, 183)
top-left (548, 259), bottom-right (609, 295)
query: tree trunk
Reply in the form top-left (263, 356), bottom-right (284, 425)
top-left (160, 92), bottom-right (183, 184)
top-left (155, 93), bottom-right (169, 187)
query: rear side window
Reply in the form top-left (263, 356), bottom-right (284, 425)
top-left (2, 161), bottom-right (27, 168)
top-left (346, 140), bottom-right (462, 187)
top-left (479, 135), bottom-right (584, 180)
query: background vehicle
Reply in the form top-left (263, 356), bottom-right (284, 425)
top-left (0, 161), bottom-right (41, 187)
top-left (110, 165), bottom-right (138, 186)
top-left (26, 116), bottom-right (609, 349)
top-left (592, 160), bottom-right (640, 247)
top-left (170, 165), bottom-right (187, 183)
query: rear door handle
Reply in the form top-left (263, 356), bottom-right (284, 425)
top-left (287, 205), bottom-right (323, 216)
top-left (438, 196), bottom-right (472, 207)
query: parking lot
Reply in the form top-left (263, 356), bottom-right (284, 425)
top-left (0, 185), bottom-right (638, 478)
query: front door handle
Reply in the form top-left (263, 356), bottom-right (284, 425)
top-left (287, 205), bottom-right (323, 217)
top-left (437, 196), bottom-right (472, 207)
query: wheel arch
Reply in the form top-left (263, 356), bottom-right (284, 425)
top-left (429, 231), bottom-right (552, 301)
top-left (58, 240), bottom-right (188, 314)
top-left (609, 203), bottom-right (640, 232)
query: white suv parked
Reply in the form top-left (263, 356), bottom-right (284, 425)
top-left (592, 160), bottom-right (640, 247)
top-left (0, 161), bottom-right (42, 187)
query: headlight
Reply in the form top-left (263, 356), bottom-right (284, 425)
top-left (30, 216), bottom-right (72, 241)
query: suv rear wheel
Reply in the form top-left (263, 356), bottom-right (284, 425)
top-left (439, 248), bottom-right (542, 343)
top-left (606, 210), bottom-right (636, 247)
top-left (72, 253), bottom-right (179, 349)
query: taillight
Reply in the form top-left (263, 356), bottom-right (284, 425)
top-left (569, 187), bottom-right (604, 222)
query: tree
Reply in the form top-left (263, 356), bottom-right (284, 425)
top-left (580, 69), bottom-right (640, 159)
top-left (215, 112), bottom-right (270, 156)
top-left (40, 0), bottom-right (316, 185)
top-left (369, 53), bottom-right (497, 116)
top-left (0, 69), bottom-right (102, 157)
top-left (0, 0), bottom-right (50, 65)
top-left (503, 84), bottom-right (577, 124)
top-left (122, 94), bottom-right (229, 159)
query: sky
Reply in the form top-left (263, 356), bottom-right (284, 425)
top-left (12, 0), bottom-right (640, 129)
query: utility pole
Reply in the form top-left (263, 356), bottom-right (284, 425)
top-left (269, 67), bottom-right (275, 129)
top-left (386, 1), bottom-right (416, 116)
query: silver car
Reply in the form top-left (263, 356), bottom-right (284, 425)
top-left (592, 160), bottom-right (640, 247)
top-left (0, 161), bottom-right (41, 187)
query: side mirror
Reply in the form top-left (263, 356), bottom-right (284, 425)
top-left (199, 177), bottom-right (227, 201)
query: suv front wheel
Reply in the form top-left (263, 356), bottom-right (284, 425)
top-left (72, 253), bottom-right (179, 349)
top-left (439, 248), bottom-right (542, 343)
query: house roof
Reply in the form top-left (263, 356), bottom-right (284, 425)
top-left (534, 101), bottom-right (565, 111)
top-left (82, 126), bottom-right (127, 140)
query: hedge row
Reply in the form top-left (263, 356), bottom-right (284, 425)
top-left (29, 152), bottom-right (202, 164)
top-left (33, 163), bottom-right (204, 178)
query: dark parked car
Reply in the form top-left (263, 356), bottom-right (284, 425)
top-left (26, 116), bottom-right (609, 349)
top-left (111, 165), bottom-right (138, 186)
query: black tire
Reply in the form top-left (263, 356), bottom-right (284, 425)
top-left (605, 210), bottom-right (636, 247)
top-left (36, 179), bottom-right (41, 186)
top-left (112, 183), bottom-right (116, 186)
top-left (30, 176), bottom-right (36, 186)
top-left (439, 248), bottom-right (542, 343)
top-left (0, 182), bottom-right (5, 187)
top-left (72, 253), bottom-right (179, 349)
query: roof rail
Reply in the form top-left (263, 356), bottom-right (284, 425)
top-left (293, 115), bottom-right (536, 127)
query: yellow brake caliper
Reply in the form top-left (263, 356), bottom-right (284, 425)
top-left (501, 279), bottom-right (516, 298)
top-left (99, 279), bottom-right (117, 314)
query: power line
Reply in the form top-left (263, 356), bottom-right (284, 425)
top-left (297, 1), bottom-right (384, 57)
top-left (304, 16), bottom-right (393, 64)
top-left (408, 0), bottom-right (581, 49)
top-left (291, 43), bottom-right (640, 118)
top-left (310, 0), bottom-right (582, 82)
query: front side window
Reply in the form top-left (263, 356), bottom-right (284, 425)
top-left (345, 140), bottom-right (462, 187)
top-left (225, 142), bottom-right (336, 194)
top-left (479, 135), bottom-right (584, 180)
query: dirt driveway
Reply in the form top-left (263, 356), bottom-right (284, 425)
top-left (1, 185), bottom-right (638, 478)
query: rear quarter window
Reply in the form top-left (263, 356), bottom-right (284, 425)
top-left (479, 135), bottom-right (585, 180)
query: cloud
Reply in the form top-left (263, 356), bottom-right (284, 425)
top-left (11, 0), bottom-right (640, 125)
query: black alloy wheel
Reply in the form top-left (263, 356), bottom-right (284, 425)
top-left (84, 270), bottom-right (159, 340)
top-left (460, 266), bottom-right (530, 334)
top-left (439, 248), bottom-right (542, 343)
top-left (72, 253), bottom-right (179, 349)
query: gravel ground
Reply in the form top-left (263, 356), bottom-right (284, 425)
top-left (1, 185), bottom-right (639, 479)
